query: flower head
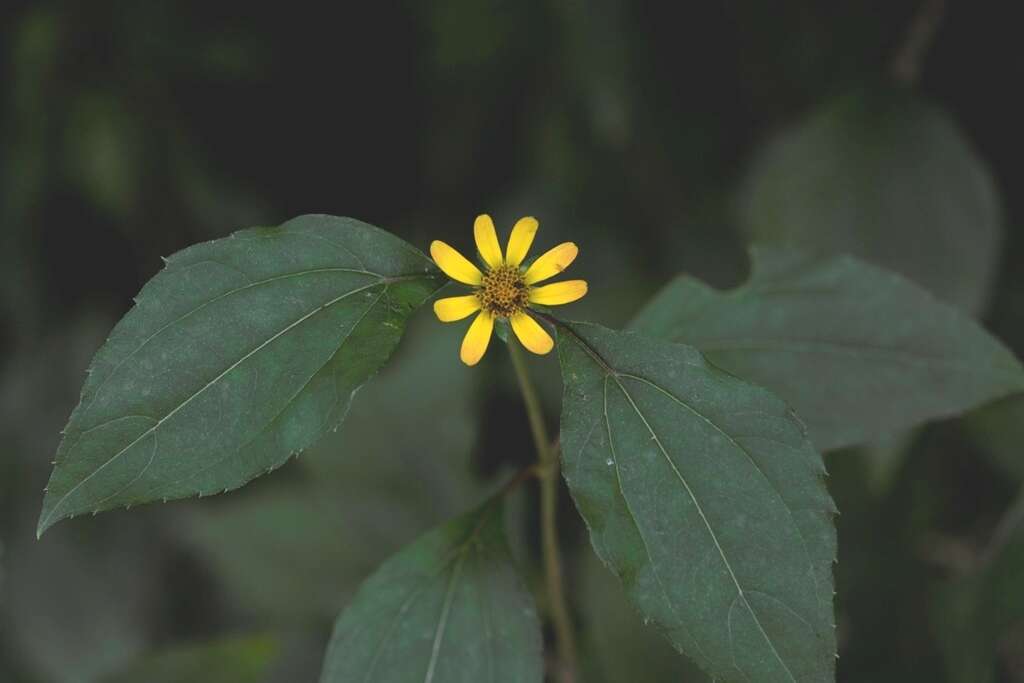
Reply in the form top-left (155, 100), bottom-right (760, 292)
top-left (431, 215), bottom-right (588, 366)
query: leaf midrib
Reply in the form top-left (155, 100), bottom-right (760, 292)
top-left (598, 376), bottom-right (713, 669)
top-left (424, 553), bottom-right (467, 683)
top-left (605, 373), bottom-right (798, 683)
top-left (618, 372), bottom-right (831, 662)
top-left (352, 507), bottom-right (498, 682)
top-left (560, 321), bottom-right (811, 681)
top-left (136, 286), bottom-right (391, 503)
top-left (80, 265), bottom-right (386, 419)
top-left (41, 277), bottom-right (392, 532)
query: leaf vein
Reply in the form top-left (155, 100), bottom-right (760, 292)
top-left (618, 372), bottom-right (827, 621)
top-left (601, 376), bottom-right (713, 668)
top-left (142, 286), bottom-right (390, 499)
top-left (609, 374), bottom-right (799, 683)
top-left (80, 265), bottom-right (382, 420)
top-left (424, 554), bottom-right (467, 683)
top-left (42, 280), bottom-right (385, 528)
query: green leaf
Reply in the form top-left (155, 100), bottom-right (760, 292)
top-left (738, 89), bottom-right (1002, 314)
top-left (320, 501), bottom-right (542, 683)
top-left (99, 635), bottom-right (278, 683)
top-left (38, 215), bottom-right (442, 536)
top-left (632, 247), bottom-right (1024, 451)
top-left (555, 320), bottom-right (836, 683)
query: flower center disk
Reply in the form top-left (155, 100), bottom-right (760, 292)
top-left (479, 266), bottom-right (529, 318)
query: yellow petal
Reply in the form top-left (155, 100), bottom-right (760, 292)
top-left (505, 216), bottom-right (539, 267)
top-left (430, 240), bottom-right (484, 285)
top-left (510, 312), bottom-right (554, 355)
top-left (434, 295), bottom-right (481, 322)
top-left (460, 311), bottom-right (494, 366)
top-left (528, 280), bottom-right (588, 306)
top-left (473, 214), bottom-right (503, 270)
top-left (523, 242), bottom-right (578, 285)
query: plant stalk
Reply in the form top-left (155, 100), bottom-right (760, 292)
top-left (508, 340), bottom-right (578, 683)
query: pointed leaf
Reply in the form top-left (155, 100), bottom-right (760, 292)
top-left (38, 215), bottom-right (442, 535)
top-left (320, 501), bottom-right (542, 683)
top-left (632, 247), bottom-right (1024, 451)
top-left (556, 321), bottom-right (836, 682)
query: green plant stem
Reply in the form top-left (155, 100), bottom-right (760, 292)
top-left (508, 340), bottom-right (578, 683)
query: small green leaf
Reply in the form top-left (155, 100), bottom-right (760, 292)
top-left (38, 215), bottom-right (443, 536)
top-left (738, 88), bottom-right (1002, 314)
top-left (99, 635), bottom-right (278, 683)
top-left (556, 320), bottom-right (836, 682)
top-left (632, 247), bottom-right (1024, 451)
top-left (320, 501), bottom-right (542, 683)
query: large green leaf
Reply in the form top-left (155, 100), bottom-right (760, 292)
top-left (38, 215), bottom-right (442, 536)
top-left (99, 635), bottom-right (278, 683)
top-left (555, 321), bottom-right (836, 682)
top-left (632, 247), bottom-right (1024, 451)
top-left (320, 501), bottom-right (542, 683)
top-left (738, 89), bottom-right (1002, 314)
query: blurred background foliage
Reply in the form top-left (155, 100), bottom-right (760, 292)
top-left (1, 1), bottom-right (1022, 681)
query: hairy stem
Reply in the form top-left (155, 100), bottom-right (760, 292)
top-left (508, 340), bottom-right (578, 683)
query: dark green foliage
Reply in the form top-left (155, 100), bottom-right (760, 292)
top-left (38, 216), bottom-right (442, 535)
top-left (556, 321), bottom-right (836, 682)
top-left (633, 247), bottom-right (1024, 451)
top-left (3, 3), bottom-right (1023, 682)
top-left (320, 502), bottom-right (543, 683)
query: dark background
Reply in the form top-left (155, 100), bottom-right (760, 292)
top-left (2, 1), bottom-right (1022, 681)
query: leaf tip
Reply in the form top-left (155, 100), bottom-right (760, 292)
top-left (35, 509), bottom-right (58, 539)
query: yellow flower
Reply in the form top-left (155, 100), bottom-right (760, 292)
top-left (431, 215), bottom-right (588, 366)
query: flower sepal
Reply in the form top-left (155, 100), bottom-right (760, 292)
top-left (493, 318), bottom-right (511, 344)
